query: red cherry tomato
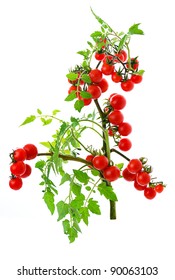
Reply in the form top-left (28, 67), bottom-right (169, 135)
top-left (111, 72), bottom-right (122, 83)
top-left (92, 155), bottom-right (109, 170)
top-left (118, 122), bottom-right (132, 136)
top-left (87, 85), bottom-right (102, 99)
top-left (131, 74), bottom-right (143, 84)
top-left (10, 161), bottom-right (26, 176)
top-left (9, 177), bottom-right (23, 190)
top-left (136, 171), bottom-right (150, 186)
top-left (95, 52), bottom-right (105, 61)
top-left (89, 69), bottom-right (103, 83)
top-left (118, 138), bottom-right (132, 151)
top-left (110, 94), bottom-right (126, 110)
top-left (127, 159), bottom-right (142, 174)
top-left (108, 110), bottom-right (124, 125)
top-left (108, 128), bottom-right (114, 136)
top-left (122, 168), bottom-right (136, 181)
top-left (103, 166), bottom-right (120, 182)
top-left (155, 184), bottom-right (164, 193)
top-left (126, 58), bottom-right (139, 70)
top-left (23, 144), bottom-right (38, 160)
top-left (20, 164), bottom-right (32, 178)
top-left (121, 80), bottom-right (134, 92)
top-left (134, 180), bottom-right (147, 191)
top-left (96, 78), bottom-right (109, 93)
top-left (101, 63), bottom-right (115, 75)
top-left (13, 148), bottom-right (27, 161)
top-left (144, 187), bottom-right (156, 199)
top-left (86, 154), bottom-right (94, 162)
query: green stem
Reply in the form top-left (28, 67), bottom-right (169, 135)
top-left (110, 148), bottom-right (130, 162)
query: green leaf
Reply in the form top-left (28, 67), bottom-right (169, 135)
top-left (91, 169), bottom-right (100, 176)
top-left (85, 186), bottom-right (91, 191)
top-left (88, 198), bottom-right (101, 215)
top-left (40, 141), bottom-right (51, 148)
top-left (90, 31), bottom-right (102, 38)
top-left (128, 23), bottom-right (144, 35)
top-left (20, 115), bottom-right (36, 126)
top-left (62, 219), bottom-right (70, 234)
top-left (37, 108), bottom-right (42, 115)
top-left (52, 109), bottom-right (60, 116)
top-left (116, 163), bottom-right (124, 170)
top-left (71, 182), bottom-right (82, 196)
top-left (66, 72), bottom-right (78, 81)
top-left (73, 221), bottom-right (81, 233)
top-left (98, 182), bottom-right (118, 201)
top-left (118, 34), bottom-right (129, 51)
top-left (68, 227), bottom-right (78, 243)
top-left (80, 91), bottom-right (92, 99)
top-left (77, 49), bottom-right (90, 59)
top-left (59, 122), bottom-right (68, 136)
top-left (65, 91), bottom-right (77, 101)
top-left (70, 116), bottom-right (79, 127)
top-left (81, 74), bottom-right (92, 83)
top-left (43, 189), bottom-right (55, 215)
top-left (87, 41), bottom-right (93, 48)
top-left (80, 207), bottom-right (89, 225)
top-left (74, 100), bottom-right (84, 112)
top-left (41, 118), bottom-right (52, 126)
top-left (60, 173), bottom-right (71, 185)
top-left (136, 69), bottom-right (145, 75)
top-left (73, 170), bottom-right (90, 184)
top-left (35, 160), bottom-right (46, 170)
top-left (90, 7), bottom-right (113, 32)
top-left (57, 201), bottom-right (69, 221)
top-left (70, 194), bottom-right (85, 208)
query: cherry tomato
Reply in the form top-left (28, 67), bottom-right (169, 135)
top-left (136, 171), bottom-right (150, 186)
top-left (134, 180), bottom-right (147, 191)
top-left (108, 110), bottom-right (124, 125)
top-left (122, 168), bottom-right (136, 181)
top-left (127, 159), bottom-right (142, 174)
top-left (108, 128), bottom-right (114, 136)
top-left (131, 74), bottom-right (143, 84)
top-left (86, 154), bottom-right (94, 162)
top-left (78, 94), bottom-right (92, 106)
top-left (110, 94), bottom-right (126, 110)
top-left (13, 148), bottom-right (27, 161)
top-left (95, 52), bottom-right (105, 61)
top-left (10, 161), bottom-right (26, 176)
top-left (118, 138), bottom-right (132, 151)
top-left (144, 187), bottom-right (156, 199)
top-left (9, 177), bottom-right (23, 190)
top-left (92, 155), bottom-right (109, 170)
top-left (103, 166), bottom-right (120, 182)
top-left (121, 80), bottom-right (134, 91)
top-left (109, 93), bottom-right (116, 101)
top-left (120, 50), bottom-right (127, 62)
top-left (23, 144), bottom-right (38, 160)
top-left (87, 85), bottom-right (102, 99)
top-left (96, 78), bottom-right (109, 93)
top-left (101, 63), bottom-right (114, 75)
top-left (89, 69), bottom-right (103, 83)
top-left (118, 122), bottom-right (132, 136)
top-left (114, 52), bottom-right (124, 62)
top-left (68, 85), bottom-right (81, 95)
top-left (103, 55), bottom-right (113, 63)
top-left (20, 164), bottom-right (32, 178)
top-left (155, 184), bottom-right (164, 193)
top-left (111, 72), bottom-right (122, 83)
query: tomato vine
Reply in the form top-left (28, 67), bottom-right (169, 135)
top-left (9, 9), bottom-right (166, 243)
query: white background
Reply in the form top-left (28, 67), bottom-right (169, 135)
top-left (0, 0), bottom-right (175, 279)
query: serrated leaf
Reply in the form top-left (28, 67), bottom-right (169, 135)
top-left (66, 72), bottom-right (78, 81)
top-left (71, 182), bottom-right (82, 196)
top-left (60, 173), bottom-right (71, 185)
top-left (52, 109), bottom-right (60, 116)
top-left (37, 108), bottom-right (42, 115)
top-left (87, 41), bottom-right (93, 48)
top-left (59, 122), bottom-right (68, 136)
top-left (88, 198), bottom-right (101, 215)
top-left (77, 49), bottom-right (90, 59)
top-left (81, 74), bottom-right (92, 83)
top-left (57, 201), bottom-right (69, 221)
top-left (80, 91), bottom-right (92, 99)
top-left (65, 91), bottom-right (77, 101)
top-left (73, 170), bottom-right (90, 184)
top-left (62, 219), bottom-right (70, 234)
top-left (20, 115), bottom-right (36, 126)
top-left (70, 194), bottom-right (85, 208)
top-left (80, 207), bottom-right (89, 225)
top-left (128, 23), bottom-right (144, 35)
top-left (118, 34), bottom-right (129, 51)
top-left (90, 7), bottom-right (113, 32)
top-left (43, 189), bottom-right (55, 215)
top-left (74, 100), bottom-right (84, 112)
top-left (98, 182), bottom-right (118, 201)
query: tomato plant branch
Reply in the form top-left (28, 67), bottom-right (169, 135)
top-left (110, 148), bottom-right (130, 162)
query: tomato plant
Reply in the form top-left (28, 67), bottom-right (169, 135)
top-left (8, 8), bottom-right (166, 243)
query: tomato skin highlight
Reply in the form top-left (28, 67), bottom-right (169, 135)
top-left (92, 155), bottom-right (109, 170)
top-left (23, 144), bottom-right (38, 160)
top-left (103, 166), bottom-right (120, 182)
top-left (13, 148), bottom-right (27, 161)
top-left (20, 164), bottom-right (32, 178)
top-left (9, 177), bottom-right (23, 190)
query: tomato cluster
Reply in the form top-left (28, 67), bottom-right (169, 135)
top-left (106, 93), bottom-right (132, 152)
top-left (86, 154), bottom-right (120, 182)
top-left (122, 158), bottom-right (165, 199)
top-left (9, 144), bottom-right (38, 190)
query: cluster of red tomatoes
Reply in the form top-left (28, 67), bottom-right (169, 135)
top-left (106, 93), bottom-right (132, 152)
top-left (122, 158), bottom-right (164, 199)
top-left (86, 154), bottom-right (120, 182)
top-left (9, 144), bottom-right (38, 190)
top-left (95, 49), bottom-right (143, 92)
